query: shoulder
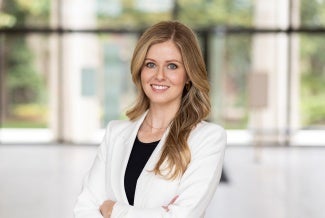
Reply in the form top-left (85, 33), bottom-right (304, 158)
top-left (190, 121), bottom-right (226, 139)
top-left (106, 119), bottom-right (131, 129)
top-left (104, 119), bottom-right (132, 134)
top-left (188, 121), bottom-right (227, 154)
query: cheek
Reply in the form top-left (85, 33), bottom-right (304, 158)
top-left (170, 71), bottom-right (188, 85)
top-left (140, 70), bottom-right (148, 85)
top-left (140, 70), bottom-right (152, 94)
top-left (140, 71), bottom-right (144, 84)
top-left (140, 69), bottom-right (153, 83)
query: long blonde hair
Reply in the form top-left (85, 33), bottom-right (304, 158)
top-left (126, 21), bottom-right (211, 180)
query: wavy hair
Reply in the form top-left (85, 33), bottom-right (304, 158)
top-left (126, 21), bottom-right (211, 180)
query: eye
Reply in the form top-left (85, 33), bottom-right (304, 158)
top-left (145, 62), bottom-right (156, 68)
top-left (167, 63), bottom-right (177, 70)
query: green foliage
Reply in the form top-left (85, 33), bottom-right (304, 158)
top-left (6, 37), bottom-right (43, 105)
top-left (224, 113), bottom-right (248, 129)
top-left (178, 0), bottom-right (253, 28)
top-left (220, 35), bottom-right (251, 128)
top-left (2, 119), bottom-right (47, 128)
top-left (300, 35), bottom-right (325, 126)
top-left (12, 103), bottom-right (48, 122)
top-left (97, 0), bottom-right (171, 28)
top-left (301, 73), bottom-right (325, 126)
top-left (16, 0), bottom-right (50, 17)
top-left (225, 35), bottom-right (251, 95)
top-left (0, 12), bottom-right (16, 27)
top-left (2, 0), bottom-right (50, 26)
top-left (2, 0), bottom-right (49, 128)
top-left (299, 0), bottom-right (325, 126)
top-left (96, 0), bottom-right (253, 28)
top-left (301, 0), bottom-right (325, 26)
top-left (300, 85), bottom-right (325, 126)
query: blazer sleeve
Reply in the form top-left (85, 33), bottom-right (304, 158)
top-left (73, 123), bottom-right (112, 218)
top-left (111, 123), bottom-right (227, 218)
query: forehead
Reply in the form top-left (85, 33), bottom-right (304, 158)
top-left (146, 41), bottom-right (182, 61)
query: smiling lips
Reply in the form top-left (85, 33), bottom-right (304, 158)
top-left (151, 84), bottom-right (170, 91)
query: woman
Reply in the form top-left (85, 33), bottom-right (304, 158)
top-left (74, 21), bottom-right (226, 218)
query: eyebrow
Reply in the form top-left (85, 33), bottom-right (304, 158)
top-left (144, 58), bottom-right (183, 64)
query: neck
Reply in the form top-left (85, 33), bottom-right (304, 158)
top-left (145, 104), bottom-right (179, 131)
top-left (144, 118), bottom-right (167, 130)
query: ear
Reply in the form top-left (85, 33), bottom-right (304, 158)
top-left (185, 81), bottom-right (192, 92)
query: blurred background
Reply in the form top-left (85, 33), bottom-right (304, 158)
top-left (0, 0), bottom-right (324, 217)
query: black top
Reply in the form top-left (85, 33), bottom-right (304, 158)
top-left (124, 136), bottom-right (159, 205)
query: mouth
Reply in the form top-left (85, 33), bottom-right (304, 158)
top-left (150, 84), bottom-right (170, 91)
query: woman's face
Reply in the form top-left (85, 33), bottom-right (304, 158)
top-left (141, 40), bottom-right (188, 108)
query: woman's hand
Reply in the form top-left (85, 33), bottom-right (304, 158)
top-left (99, 195), bottom-right (178, 217)
top-left (99, 200), bottom-right (116, 218)
top-left (162, 195), bottom-right (179, 212)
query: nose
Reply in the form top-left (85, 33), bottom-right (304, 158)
top-left (155, 66), bottom-right (165, 80)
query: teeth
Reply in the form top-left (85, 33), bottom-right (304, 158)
top-left (152, 85), bottom-right (168, 90)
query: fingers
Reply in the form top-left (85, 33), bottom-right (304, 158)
top-left (169, 195), bottom-right (179, 205)
top-left (99, 202), bottom-right (107, 217)
top-left (99, 203), bottom-right (104, 215)
top-left (162, 205), bottom-right (169, 212)
top-left (99, 200), bottom-right (115, 218)
top-left (162, 195), bottom-right (179, 212)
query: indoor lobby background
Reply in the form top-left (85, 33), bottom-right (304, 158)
top-left (0, 0), bottom-right (324, 217)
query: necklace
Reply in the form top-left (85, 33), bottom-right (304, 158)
top-left (144, 119), bottom-right (168, 130)
top-left (144, 114), bottom-right (169, 130)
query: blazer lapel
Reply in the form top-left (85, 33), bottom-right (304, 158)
top-left (133, 127), bottom-right (170, 206)
top-left (110, 112), bottom-right (148, 204)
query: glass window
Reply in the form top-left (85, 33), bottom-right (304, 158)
top-left (300, 0), bottom-right (325, 27)
top-left (0, 34), bottom-right (50, 128)
top-left (62, 0), bottom-right (174, 29)
top-left (1, 0), bottom-right (324, 144)
top-left (99, 34), bottom-right (138, 126)
top-left (55, 33), bottom-right (137, 142)
top-left (210, 34), bottom-right (251, 129)
top-left (299, 34), bottom-right (325, 128)
top-left (178, 0), bottom-right (253, 28)
top-left (0, 0), bottom-right (51, 28)
top-left (98, 0), bottom-right (174, 28)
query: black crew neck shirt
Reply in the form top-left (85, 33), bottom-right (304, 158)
top-left (124, 136), bottom-right (159, 205)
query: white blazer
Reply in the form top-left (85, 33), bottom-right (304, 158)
top-left (74, 112), bottom-right (226, 218)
